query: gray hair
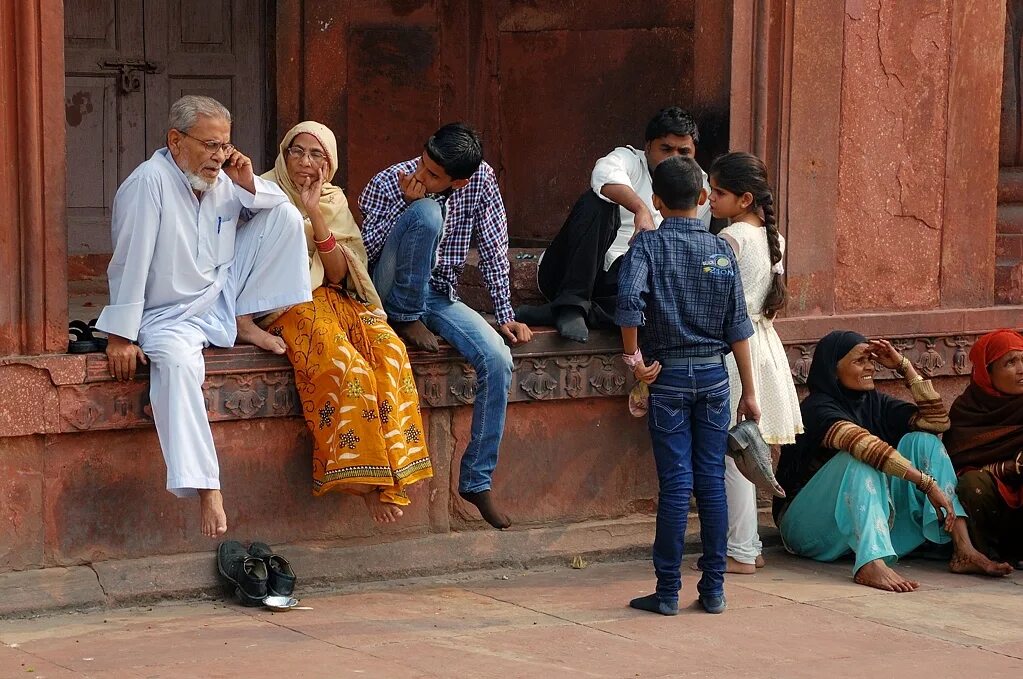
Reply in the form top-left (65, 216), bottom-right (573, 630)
top-left (168, 95), bottom-right (231, 132)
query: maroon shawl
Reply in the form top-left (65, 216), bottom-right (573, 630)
top-left (945, 330), bottom-right (1023, 507)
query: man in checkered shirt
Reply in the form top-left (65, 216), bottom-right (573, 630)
top-left (359, 123), bottom-right (533, 529)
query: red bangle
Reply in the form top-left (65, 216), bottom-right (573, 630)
top-left (315, 234), bottom-right (336, 253)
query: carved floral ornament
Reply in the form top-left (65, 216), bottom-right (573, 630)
top-left (786, 335), bottom-right (978, 384)
top-left (55, 335), bottom-right (987, 432)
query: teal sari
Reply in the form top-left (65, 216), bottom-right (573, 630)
top-left (779, 433), bottom-right (964, 573)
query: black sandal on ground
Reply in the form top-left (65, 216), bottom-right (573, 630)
top-left (67, 319), bottom-right (108, 354)
top-left (248, 541), bottom-right (296, 597)
top-left (217, 540), bottom-right (269, 606)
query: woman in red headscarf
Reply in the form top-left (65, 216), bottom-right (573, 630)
top-left (945, 329), bottom-right (1023, 569)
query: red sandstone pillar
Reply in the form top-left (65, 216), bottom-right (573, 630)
top-left (0, 1), bottom-right (67, 356)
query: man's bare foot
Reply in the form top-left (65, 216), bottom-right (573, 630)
top-left (198, 489), bottom-right (227, 538)
top-left (393, 320), bottom-right (439, 352)
top-left (236, 314), bottom-right (287, 354)
top-left (691, 556), bottom-right (756, 574)
top-left (854, 559), bottom-right (919, 592)
top-left (755, 554), bottom-right (765, 568)
top-left (362, 490), bottom-right (404, 523)
top-left (949, 547), bottom-right (1014, 576)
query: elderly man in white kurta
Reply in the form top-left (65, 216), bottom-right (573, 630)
top-left (96, 96), bottom-right (311, 538)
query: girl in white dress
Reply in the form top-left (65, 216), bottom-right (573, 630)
top-left (708, 152), bottom-right (804, 573)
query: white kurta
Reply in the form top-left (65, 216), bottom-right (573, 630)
top-left (590, 145), bottom-right (712, 270)
top-left (96, 149), bottom-right (312, 496)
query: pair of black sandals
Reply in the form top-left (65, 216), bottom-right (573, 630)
top-left (68, 319), bottom-right (108, 354)
top-left (217, 541), bottom-right (296, 607)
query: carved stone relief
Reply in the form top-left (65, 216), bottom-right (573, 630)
top-left (56, 334), bottom-right (988, 432)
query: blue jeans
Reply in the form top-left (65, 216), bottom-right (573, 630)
top-left (370, 199), bottom-right (514, 494)
top-left (421, 289), bottom-right (513, 493)
top-left (647, 360), bottom-right (731, 603)
top-left (371, 198), bottom-right (443, 322)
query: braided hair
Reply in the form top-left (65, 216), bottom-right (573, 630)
top-left (709, 152), bottom-right (787, 318)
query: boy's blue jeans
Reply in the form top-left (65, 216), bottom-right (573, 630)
top-left (646, 359), bottom-right (731, 604)
top-left (370, 198), bottom-right (514, 494)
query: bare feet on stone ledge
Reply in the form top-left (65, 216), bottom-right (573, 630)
top-left (363, 490), bottom-right (404, 524)
top-left (236, 314), bottom-right (287, 354)
top-left (198, 489), bottom-right (228, 538)
top-left (460, 490), bottom-right (511, 529)
top-left (393, 320), bottom-right (439, 352)
top-left (854, 559), bottom-right (919, 592)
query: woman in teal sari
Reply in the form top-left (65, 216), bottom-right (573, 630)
top-left (774, 331), bottom-right (1012, 591)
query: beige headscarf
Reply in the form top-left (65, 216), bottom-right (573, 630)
top-left (262, 121), bottom-right (383, 311)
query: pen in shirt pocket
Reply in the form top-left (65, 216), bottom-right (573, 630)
top-left (217, 217), bottom-right (222, 234)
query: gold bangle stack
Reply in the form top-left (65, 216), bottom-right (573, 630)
top-left (916, 472), bottom-right (936, 495)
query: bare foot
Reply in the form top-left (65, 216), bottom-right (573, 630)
top-left (198, 489), bottom-right (227, 538)
top-left (393, 320), bottom-right (439, 352)
top-left (362, 490), bottom-right (404, 523)
top-left (947, 517), bottom-right (1013, 576)
top-left (755, 554), bottom-right (765, 568)
top-left (236, 314), bottom-right (287, 354)
top-left (691, 556), bottom-right (756, 574)
top-left (854, 559), bottom-right (919, 592)
top-left (949, 547), bottom-right (1014, 577)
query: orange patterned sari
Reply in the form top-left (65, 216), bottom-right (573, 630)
top-left (271, 286), bottom-right (432, 504)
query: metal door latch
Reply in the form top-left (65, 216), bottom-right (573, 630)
top-left (98, 59), bottom-right (161, 94)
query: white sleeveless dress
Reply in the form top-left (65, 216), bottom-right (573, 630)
top-left (721, 221), bottom-right (803, 564)
top-left (722, 221), bottom-right (803, 443)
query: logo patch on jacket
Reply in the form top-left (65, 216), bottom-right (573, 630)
top-left (702, 254), bottom-right (734, 277)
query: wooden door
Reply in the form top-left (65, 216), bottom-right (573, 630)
top-left (64, 0), bottom-right (266, 277)
top-left (64, 0), bottom-right (147, 261)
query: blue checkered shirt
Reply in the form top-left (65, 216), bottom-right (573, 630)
top-left (358, 158), bottom-right (514, 325)
top-left (615, 216), bottom-right (754, 361)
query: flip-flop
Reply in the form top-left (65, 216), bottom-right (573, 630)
top-left (249, 541), bottom-right (296, 597)
top-left (727, 420), bottom-right (786, 498)
top-left (67, 319), bottom-right (107, 353)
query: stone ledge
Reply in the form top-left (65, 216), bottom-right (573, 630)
top-left (3, 311), bottom-right (1021, 436)
top-left (0, 512), bottom-right (782, 618)
top-left (3, 516), bottom-right (655, 617)
top-left (0, 566), bottom-right (106, 617)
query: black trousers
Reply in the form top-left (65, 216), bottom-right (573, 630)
top-left (536, 190), bottom-right (621, 327)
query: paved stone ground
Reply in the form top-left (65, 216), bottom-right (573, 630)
top-left (1, 550), bottom-right (1021, 678)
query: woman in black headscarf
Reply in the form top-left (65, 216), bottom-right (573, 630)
top-left (774, 331), bottom-right (1012, 591)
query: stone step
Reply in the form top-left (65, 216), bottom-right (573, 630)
top-left (999, 167), bottom-right (1023, 203)
top-left (997, 202), bottom-right (1023, 235)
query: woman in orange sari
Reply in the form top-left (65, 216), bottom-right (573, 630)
top-left (261, 121), bottom-right (432, 522)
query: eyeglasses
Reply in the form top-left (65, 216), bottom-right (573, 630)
top-left (286, 146), bottom-right (327, 165)
top-left (178, 130), bottom-right (235, 156)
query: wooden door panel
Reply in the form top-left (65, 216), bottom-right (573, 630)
top-left (144, 0), bottom-right (264, 170)
top-left (65, 76), bottom-right (119, 253)
top-left (64, 0), bottom-right (146, 257)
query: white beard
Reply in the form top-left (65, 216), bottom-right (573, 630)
top-left (185, 171), bottom-right (216, 193)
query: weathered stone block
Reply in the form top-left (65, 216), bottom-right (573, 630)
top-left (0, 436), bottom-right (45, 570)
top-left (449, 398), bottom-right (657, 529)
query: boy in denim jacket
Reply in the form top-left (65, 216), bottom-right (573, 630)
top-left (617, 156), bottom-right (761, 614)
